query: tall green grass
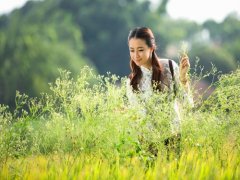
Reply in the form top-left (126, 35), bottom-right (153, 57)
top-left (0, 66), bottom-right (240, 179)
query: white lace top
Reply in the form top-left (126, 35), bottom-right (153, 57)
top-left (126, 59), bottom-right (193, 133)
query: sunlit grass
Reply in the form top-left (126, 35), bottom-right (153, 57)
top-left (0, 67), bottom-right (240, 179)
top-left (1, 148), bottom-right (239, 179)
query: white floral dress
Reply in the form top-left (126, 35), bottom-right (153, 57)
top-left (126, 59), bottom-right (193, 133)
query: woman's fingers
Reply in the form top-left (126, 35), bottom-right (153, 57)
top-left (182, 61), bottom-right (190, 67)
top-left (181, 61), bottom-right (187, 67)
top-left (180, 56), bottom-right (190, 68)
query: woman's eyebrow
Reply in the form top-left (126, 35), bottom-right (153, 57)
top-left (129, 47), bottom-right (144, 49)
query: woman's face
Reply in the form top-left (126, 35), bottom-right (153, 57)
top-left (128, 38), bottom-right (153, 69)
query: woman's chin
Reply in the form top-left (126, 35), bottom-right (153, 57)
top-left (135, 62), bottom-right (141, 67)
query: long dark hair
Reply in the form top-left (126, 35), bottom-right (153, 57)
top-left (128, 27), bottom-right (163, 92)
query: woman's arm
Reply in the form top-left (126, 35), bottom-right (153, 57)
top-left (171, 58), bottom-right (194, 107)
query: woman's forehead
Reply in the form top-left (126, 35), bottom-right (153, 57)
top-left (129, 38), bottom-right (148, 48)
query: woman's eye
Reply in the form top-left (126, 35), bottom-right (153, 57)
top-left (139, 49), bottom-right (144, 52)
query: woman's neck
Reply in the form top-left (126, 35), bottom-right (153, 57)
top-left (141, 59), bottom-right (152, 70)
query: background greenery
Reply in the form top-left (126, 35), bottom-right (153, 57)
top-left (0, 0), bottom-right (240, 108)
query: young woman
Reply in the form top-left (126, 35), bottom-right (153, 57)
top-left (126, 27), bottom-right (194, 157)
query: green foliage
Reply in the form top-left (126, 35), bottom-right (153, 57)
top-left (202, 69), bottom-right (240, 116)
top-left (190, 44), bottom-right (237, 82)
top-left (203, 13), bottom-right (240, 63)
top-left (156, 0), bottom-right (169, 15)
top-left (0, 66), bottom-right (239, 178)
top-left (0, 6), bottom-right (94, 107)
top-left (203, 13), bottom-right (240, 44)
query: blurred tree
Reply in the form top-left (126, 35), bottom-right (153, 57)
top-left (0, 7), bottom-right (93, 107)
top-left (203, 13), bottom-right (240, 63)
top-left (157, 0), bottom-right (169, 15)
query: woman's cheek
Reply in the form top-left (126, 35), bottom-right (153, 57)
top-left (130, 53), bottom-right (133, 60)
top-left (131, 55), bottom-right (134, 60)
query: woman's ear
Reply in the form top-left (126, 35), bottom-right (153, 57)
top-left (150, 47), bottom-right (154, 56)
top-left (149, 48), bottom-right (154, 60)
top-left (150, 47), bottom-right (154, 54)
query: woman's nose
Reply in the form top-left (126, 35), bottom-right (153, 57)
top-left (134, 52), bottom-right (139, 58)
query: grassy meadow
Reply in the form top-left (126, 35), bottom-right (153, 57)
top-left (0, 67), bottom-right (240, 179)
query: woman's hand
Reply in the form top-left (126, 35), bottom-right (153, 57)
top-left (179, 55), bottom-right (190, 84)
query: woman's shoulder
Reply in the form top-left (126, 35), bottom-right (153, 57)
top-left (158, 58), bottom-right (169, 64)
top-left (158, 58), bottom-right (179, 69)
